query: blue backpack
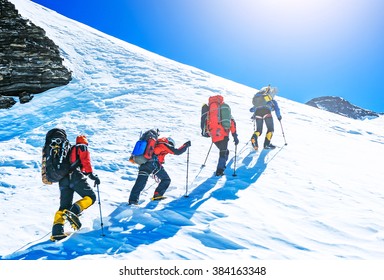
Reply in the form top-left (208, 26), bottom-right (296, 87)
top-left (129, 129), bottom-right (158, 165)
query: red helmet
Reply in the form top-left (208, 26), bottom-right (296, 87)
top-left (76, 135), bottom-right (88, 145)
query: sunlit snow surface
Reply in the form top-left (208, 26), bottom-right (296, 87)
top-left (1, 0), bottom-right (384, 260)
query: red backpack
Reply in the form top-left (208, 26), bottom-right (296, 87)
top-left (202, 95), bottom-right (231, 135)
top-left (129, 130), bottom-right (158, 165)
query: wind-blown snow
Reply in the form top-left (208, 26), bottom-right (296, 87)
top-left (1, 0), bottom-right (384, 261)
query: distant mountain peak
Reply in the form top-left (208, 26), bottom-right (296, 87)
top-left (305, 96), bottom-right (380, 120)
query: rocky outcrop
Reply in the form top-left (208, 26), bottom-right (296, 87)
top-left (306, 96), bottom-right (380, 120)
top-left (0, 95), bottom-right (16, 109)
top-left (0, 0), bottom-right (72, 108)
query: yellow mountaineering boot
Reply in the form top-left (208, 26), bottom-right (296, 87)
top-left (251, 131), bottom-right (260, 150)
top-left (50, 210), bottom-right (69, 241)
top-left (264, 132), bottom-right (276, 149)
top-left (73, 196), bottom-right (93, 213)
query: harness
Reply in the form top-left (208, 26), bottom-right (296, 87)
top-left (255, 113), bottom-right (272, 119)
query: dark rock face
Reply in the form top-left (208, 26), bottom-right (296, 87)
top-left (306, 96), bottom-right (380, 120)
top-left (0, 0), bottom-right (72, 108)
top-left (0, 94), bottom-right (16, 109)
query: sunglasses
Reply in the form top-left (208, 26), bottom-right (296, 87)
top-left (51, 138), bottom-right (63, 145)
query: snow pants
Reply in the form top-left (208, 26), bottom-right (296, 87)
top-left (254, 107), bottom-right (274, 146)
top-left (58, 170), bottom-right (96, 213)
top-left (129, 160), bottom-right (171, 204)
top-left (214, 136), bottom-right (230, 173)
top-left (52, 171), bottom-right (96, 236)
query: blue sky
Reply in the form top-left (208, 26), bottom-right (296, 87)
top-left (30, 0), bottom-right (384, 112)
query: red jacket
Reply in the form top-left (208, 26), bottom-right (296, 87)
top-left (70, 144), bottom-right (93, 174)
top-left (154, 137), bottom-right (188, 164)
top-left (209, 118), bottom-right (237, 143)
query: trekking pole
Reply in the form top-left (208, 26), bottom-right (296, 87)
top-left (232, 144), bottom-right (238, 177)
top-left (279, 119), bottom-right (288, 146)
top-left (184, 147), bottom-right (190, 197)
top-left (238, 140), bottom-right (251, 155)
top-left (95, 182), bottom-right (105, 236)
top-left (201, 142), bottom-right (213, 168)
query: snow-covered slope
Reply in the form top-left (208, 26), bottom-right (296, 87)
top-left (1, 0), bottom-right (384, 260)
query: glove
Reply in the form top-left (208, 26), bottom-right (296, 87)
top-left (89, 173), bottom-right (101, 184)
top-left (233, 133), bottom-right (239, 146)
top-left (184, 140), bottom-right (191, 148)
top-left (278, 115), bottom-right (282, 121)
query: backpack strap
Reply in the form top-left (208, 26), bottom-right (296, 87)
top-left (59, 139), bottom-right (70, 164)
top-left (69, 145), bottom-right (81, 171)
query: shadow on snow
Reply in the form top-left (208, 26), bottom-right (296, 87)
top-left (4, 148), bottom-right (279, 260)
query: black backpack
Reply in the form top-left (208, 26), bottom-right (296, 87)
top-left (252, 86), bottom-right (278, 108)
top-left (200, 104), bottom-right (210, 137)
top-left (252, 92), bottom-right (272, 108)
top-left (42, 128), bottom-right (72, 183)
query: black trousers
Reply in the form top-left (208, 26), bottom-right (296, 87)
top-left (255, 107), bottom-right (274, 135)
top-left (129, 160), bottom-right (171, 203)
top-left (214, 136), bottom-right (229, 172)
top-left (58, 170), bottom-right (96, 211)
